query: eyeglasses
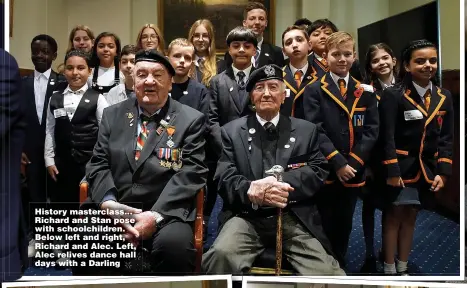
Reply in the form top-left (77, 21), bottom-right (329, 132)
top-left (141, 34), bottom-right (158, 42)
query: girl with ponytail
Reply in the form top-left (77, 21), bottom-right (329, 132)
top-left (378, 39), bottom-right (453, 275)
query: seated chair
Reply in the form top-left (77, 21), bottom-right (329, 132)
top-left (79, 181), bottom-right (204, 273)
top-left (249, 249), bottom-right (295, 275)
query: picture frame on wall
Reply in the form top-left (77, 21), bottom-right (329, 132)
top-left (9, 0), bottom-right (13, 37)
top-left (157, 0), bottom-right (275, 54)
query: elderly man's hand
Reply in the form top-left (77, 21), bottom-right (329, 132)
top-left (101, 201), bottom-right (142, 245)
top-left (247, 176), bottom-right (277, 205)
top-left (133, 211), bottom-right (158, 240)
top-left (263, 182), bottom-right (294, 208)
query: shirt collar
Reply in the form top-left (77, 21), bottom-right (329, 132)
top-left (378, 77), bottom-right (395, 89)
top-left (232, 64), bottom-right (253, 79)
top-left (256, 37), bottom-right (264, 51)
top-left (330, 72), bottom-right (350, 89)
top-left (412, 81), bottom-right (432, 98)
top-left (313, 52), bottom-right (323, 62)
top-left (138, 105), bottom-right (161, 118)
top-left (256, 112), bottom-right (280, 127)
top-left (34, 68), bottom-right (52, 80)
top-left (289, 62), bottom-right (309, 77)
top-left (64, 83), bottom-right (88, 95)
top-left (194, 55), bottom-right (204, 67)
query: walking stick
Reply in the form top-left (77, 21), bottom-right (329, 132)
top-left (265, 165), bottom-right (285, 276)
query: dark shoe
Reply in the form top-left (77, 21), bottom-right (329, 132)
top-left (360, 256), bottom-right (378, 274)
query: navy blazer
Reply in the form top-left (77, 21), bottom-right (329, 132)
top-left (0, 49), bottom-right (28, 282)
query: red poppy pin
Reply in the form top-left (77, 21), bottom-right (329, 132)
top-left (437, 115), bottom-right (443, 128)
top-left (354, 87), bottom-right (363, 98)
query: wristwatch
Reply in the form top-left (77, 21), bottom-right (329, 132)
top-left (151, 211), bottom-right (165, 228)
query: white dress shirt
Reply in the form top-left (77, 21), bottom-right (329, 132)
top-left (289, 62), bottom-right (309, 83)
top-left (34, 68), bottom-right (51, 124)
top-left (256, 112), bottom-right (280, 127)
top-left (412, 81), bottom-right (432, 104)
top-left (44, 83), bottom-right (109, 167)
top-left (87, 66), bottom-right (125, 88)
top-left (330, 72), bottom-right (350, 89)
top-left (232, 64), bottom-right (253, 84)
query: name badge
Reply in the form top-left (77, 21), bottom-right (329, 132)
top-left (285, 88), bottom-right (291, 98)
top-left (404, 110), bottom-right (423, 121)
top-left (53, 108), bottom-right (67, 118)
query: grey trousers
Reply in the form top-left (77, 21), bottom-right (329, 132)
top-left (202, 212), bottom-right (345, 275)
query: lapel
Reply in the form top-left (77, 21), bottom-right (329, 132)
top-left (321, 73), bottom-right (349, 115)
top-left (242, 115), bottom-right (263, 180)
top-left (283, 65), bottom-right (298, 94)
top-left (320, 73), bottom-right (362, 117)
top-left (135, 98), bottom-right (178, 172)
top-left (313, 54), bottom-right (329, 75)
top-left (346, 76), bottom-right (360, 112)
top-left (124, 99), bottom-right (141, 171)
top-left (403, 82), bottom-right (428, 118)
top-left (403, 84), bottom-right (446, 128)
top-left (426, 86), bottom-right (446, 127)
top-left (41, 71), bottom-right (59, 125)
top-left (240, 66), bottom-right (255, 112)
top-left (300, 63), bottom-right (318, 90)
top-left (275, 115), bottom-right (295, 168)
top-left (25, 75), bottom-right (36, 111)
top-left (224, 67), bottom-right (244, 113)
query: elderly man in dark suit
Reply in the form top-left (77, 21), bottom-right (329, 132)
top-left (202, 64), bottom-right (345, 275)
top-left (76, 49), bottom-right (208, 275)
top-left (0, 49), bottom-right (28, 282)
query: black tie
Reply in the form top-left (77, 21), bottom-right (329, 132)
top-left (264, 122), bottom-right (277, 139)
top-left (237, 71), bottom-right (246, 87)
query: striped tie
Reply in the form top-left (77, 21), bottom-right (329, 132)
top-left (424, 90), bottom-right (431, 111)
top-left (254, 50), bottom-right (260, 67)
top-left (294, 70), bottom-right (303, 88)
top-left (338, 79), bottom-right (347, 100)
top-left (135, 115), bottom-right (152, 161)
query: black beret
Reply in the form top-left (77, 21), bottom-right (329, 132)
top-left (246, 64), bottom-right (284, 92)
top-left (135, 49), bottom-right (175, 76)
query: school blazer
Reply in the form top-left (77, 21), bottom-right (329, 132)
top-left (280, 64), bottom-right (318, 119)
top-left (379, 84), bottom-right (454, 184)
top-left (303, 73), bottom-right (379, 186)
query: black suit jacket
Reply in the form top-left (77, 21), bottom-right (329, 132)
top-left (85, 97), bottom-right (208, 222)
top-left (22, 71), bottom-right (66, 173)
top-left (379, 84), bottom-right (453, 183)
top-left (0, 49), bottom-right (28, 282)
top-left (208, 66), bottom-right (254, 159)
top-left (215, 114), bottom-right (333, 255)
top-left (303, 73), bottom-right (379, 186)
top-left (220, 41), bottom-right (285, 72)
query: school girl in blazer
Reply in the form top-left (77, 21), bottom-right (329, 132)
top-left (378, 39), bottom-right (453, 275)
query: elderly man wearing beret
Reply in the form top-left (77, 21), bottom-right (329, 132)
top-left (202, 64), bottom-right (345, 275)
top-left (75, 49), bottom-right (208, 274)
